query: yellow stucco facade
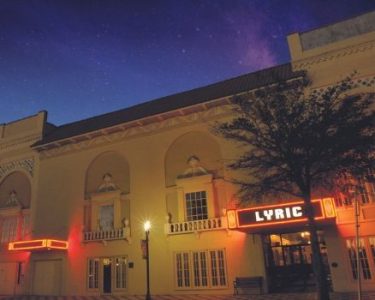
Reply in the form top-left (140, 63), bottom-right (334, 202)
top-left (0, 11), bottom-right (374, 296)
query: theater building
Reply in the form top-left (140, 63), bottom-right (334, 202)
top-left (0, 112), bottom-right (49, 295)
top-left (0, 11), bottom-right (375, 296)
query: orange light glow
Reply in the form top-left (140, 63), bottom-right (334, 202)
top-left (227, 210), bottom-right (237, 229)
top-left (8, 239), bottom-right (68, 251)
top-left (322, 197), bottom-right (336, 218)
top-left (46, 239), bottom-right (69, 250)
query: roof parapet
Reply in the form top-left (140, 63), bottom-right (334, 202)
top-left (288, 10), bottom-right (375, 62)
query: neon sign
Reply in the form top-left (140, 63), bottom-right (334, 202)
top-left (227, 198), bottom-right (336, 231)
top-left (254, 205), bottom-right (303, 222)
top-left (47, 239), bottom-right (69, 250)
top-left (8, 239), bottom-right (68, 251)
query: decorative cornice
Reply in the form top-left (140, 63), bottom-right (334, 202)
top-left (311, 75), bottom-right (375, 96)
top-left (292, 38), bottom-right (375, 70)
top-left (0, 134), bottom-right (42, 153)
top-left (39, 104), bottom-right (233, 158)
top-left (0, 158), bottom-right (35, 181)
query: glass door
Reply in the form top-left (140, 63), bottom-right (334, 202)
top-left (264, 231), bottom-right (329, 292)
top-left (102, 258), bottom-right (112, 294)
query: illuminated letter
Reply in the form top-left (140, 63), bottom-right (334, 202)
top-left (292, 206), bottom-right (303, 217)
top-left (255, 211), bottom-right (264, 222)
top-left (275, 208), bottom-right (285, 219)
top-left (285, 207), bottom-right (291, 218)
top-left (263, 210), bottom-right (274, 221)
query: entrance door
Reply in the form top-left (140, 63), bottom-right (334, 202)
top-left (0, 262), bottom-right (17, 295)
top-left (102, 258), bottom-right (112, 294)
top-left (264, 231), bottom-right (329, 292)
top-left (33, 260), bottom-right (62, 295)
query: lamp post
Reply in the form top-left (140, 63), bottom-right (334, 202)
top-left (348, 179), bottom-right (362, 300)
top-left (354, 194), bottom-right (362, 300)
top-left (144, 221), bottom-right (151, 300)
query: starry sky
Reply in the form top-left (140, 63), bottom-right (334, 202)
top-left (1, 0), bottom-right (375, 126)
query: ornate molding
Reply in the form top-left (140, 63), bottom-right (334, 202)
top-left (292, 39), bottom-right (375, 69)
top-left (0, 134), bottom-right (42, 152)
top-left (311, 75), bottom-right (375, 96)
top-left (0, 158), bottom-right (35, 180)
top-left (39, 104), bottom-right (232, 158)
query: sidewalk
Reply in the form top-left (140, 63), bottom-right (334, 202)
top-left (0, 293), bottom-right (375, 300)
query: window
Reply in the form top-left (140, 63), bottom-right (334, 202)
top-left (87, 256), bottom-right (127, 292)
top-left (99, 205), bottom-right (114, 231)
top-left (175, 249), bottom-right (227, 289)
top-left (21, 214), bottom-right (30, 239)
top-left (193, 251), bottom-right (208, 287)
top-left (362, 169), bottom-right (375, 203)
top-left (176, 252), bottom-right (190, 288)
top-left (336, 170), bottom-right (375, 207)
top-left (115, 257), bottom-right (127, 289)
top-left (84, 189), bottom-right (127, 239)
top-left (1, 216), bottom-right (18, 243)
top-left (87, 258), bottom-right (99, 289)
top-left (369, 238), bottom-right (375, 267)
top-left (211, 249), bottom-right (227, 286)
top-left (346, 239), bottom-right (372, 280)
top-left (175, 166), bottom-right (216, 225)
top-left (185, 191), bottom-right (208, 221)
top-left (358, 177), bottom-right (371, 204)
top-left (0, 211), bottom-right (30, 243)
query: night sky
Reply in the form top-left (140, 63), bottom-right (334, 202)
top-left (1, 1), bottom-right (375, 125)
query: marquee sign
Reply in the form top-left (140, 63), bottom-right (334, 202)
top-left (8, 239), bottom-right (68, 251)
top-left (227, 198), bottom-right (336, 231)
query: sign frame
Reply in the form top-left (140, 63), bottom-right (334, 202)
top-left (8, 239), bottom-right (68, 251)
top-left (227, 197), bottom-right (336, 231)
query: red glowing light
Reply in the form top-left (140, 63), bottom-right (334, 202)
top-left (46, 239), bottom-right (69, 249)
top-left (8, 239), bottom-right (46, 250)
top-left (8, 239), bottom-right (68, 251)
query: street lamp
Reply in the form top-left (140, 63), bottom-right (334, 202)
top-left (143, 221), bottom-right (151, 300)
top-left (347, 177), bottom-right (362, 300)
top-left (351, 186), bottom-right (362, 300)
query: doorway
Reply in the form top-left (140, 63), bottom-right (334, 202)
top-left (102, 258), bottom-right (112, 294)
top-left (33, 259), bottom-right (62, 295)
top-left (0, 262), bottom-right (17, 295)
top-left (263, 231), bottom-right (330, 292)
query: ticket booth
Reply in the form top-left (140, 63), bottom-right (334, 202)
top-left (227, 198), bottom-right (336, 293)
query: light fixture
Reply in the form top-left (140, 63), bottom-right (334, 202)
top-left (144, 220), bottom-right (151, 232)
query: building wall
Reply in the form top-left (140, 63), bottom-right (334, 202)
top-left (33, 117), bottom-right (263, 296)
top-left (0, 111), bottom-right (47, 295)
top-left (1, 12), bottom-right (375, 296)
top-left (288, 12), bottom-right (375, 293)
top-left (288, 11), bottom-right (375, 88)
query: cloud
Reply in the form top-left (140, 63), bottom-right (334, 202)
top-left (240, 31), bottom-right (277, 69)
top-left (224, 5), bottom-right (278, 70)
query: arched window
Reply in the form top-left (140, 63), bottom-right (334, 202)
top-left (165, 132), bottom-right (224, 223)
top-left (83, 152), bottom-right (130, 242)
top-left (0, 171), bottom-right (31, 243)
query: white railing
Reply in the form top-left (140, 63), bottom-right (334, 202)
top-left (83, 227), bottom-right (128, 242)
top-left (166, 217), bottom-right (226, 235)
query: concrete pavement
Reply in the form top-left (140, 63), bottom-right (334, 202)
top-left (0, 293), bottom-right (375, 300)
